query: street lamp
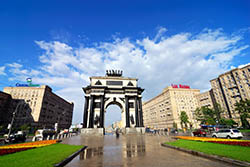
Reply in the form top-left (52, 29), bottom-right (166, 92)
top-left (7, 100), bottom-right (30, 139)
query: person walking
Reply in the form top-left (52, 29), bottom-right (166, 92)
top-left (115, 128), bottom-right (120, 138)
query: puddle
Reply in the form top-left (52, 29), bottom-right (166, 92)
top-left (80, 147), bottom-right (103, 160)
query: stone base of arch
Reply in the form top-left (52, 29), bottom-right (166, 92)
top-left (80, 127), bottom-right (145, 136)
top-left (125, 127), bottom-right (145, 134)
top-left (81, 128), bottom-right (104, 136)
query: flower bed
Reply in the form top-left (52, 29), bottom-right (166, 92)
top-left (175, 136), bottom-right (250, 147)
top-left (0, 140), bottom-right (60, 156)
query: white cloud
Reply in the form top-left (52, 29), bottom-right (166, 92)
top-left (238, 63), bottom-right (250, 68)
top-left (4, 28), bottom-right (249, 124)
top-left (0, 66), bottom-right (6, 75)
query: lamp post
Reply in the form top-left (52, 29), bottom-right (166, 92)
top-left (7, 100), bottom-right (30, 139)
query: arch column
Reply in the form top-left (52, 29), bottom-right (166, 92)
top-left (138, 97), bottom-right (144, 127)
top-left (100, 95), bottom-right (104, 128)
top-left (125, 96), bottom-right (130, 127)
top-left (135, 96), bottom-right (139, 127)
top-left (88, 95), bottom-right (95, 128)
top-left (83, 96), bottom-right (89, 128)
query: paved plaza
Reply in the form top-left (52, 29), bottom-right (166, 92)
top-left (62, 134), bottom-right (237, 167)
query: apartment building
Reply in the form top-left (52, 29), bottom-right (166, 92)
top-left (143, 85), bottom-right (200, 129)
top-left (195, 89), bottom-right (216, 109)
top-left (3, 85), bottom-right (74, 129)
top-left (210, 64), bottom-right (250, 124)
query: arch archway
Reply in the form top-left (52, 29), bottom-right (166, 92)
top-left (104, 104), bottom-right (122, 128)
top-left (81, 70), bottom-right (144, 135)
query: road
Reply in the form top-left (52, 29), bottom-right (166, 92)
top-left (62, 134), bottom-right (237, 167)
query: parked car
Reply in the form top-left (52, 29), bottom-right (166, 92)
top-left (212, 129), bottom-right (243, 139)
top-left (145, 128), bottom-right (154, 133)
top-left (34, 129), bottom-right (56, 141)
top-left (193, 129), bottom-right (207, 137)
top-left (170, 129), bottom-right (178, 134)
top-left (4, 131), bottom-right (26, 144)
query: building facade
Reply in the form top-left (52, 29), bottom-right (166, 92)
top-left (0, 91), bottom-right (13, 127)
top-left (195, 89), bottom-right (215, 109)
top-left (143, 85), bottom-right (200, 130)
top-left (210, 64), bottom-right (250, 124)
top-left (3, 85), bottom-right (74, 129)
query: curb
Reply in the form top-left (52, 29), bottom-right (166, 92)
top-left (54, 146), bottom-right (87, 167)
top-left (161, 143), bottom-right (250, 167)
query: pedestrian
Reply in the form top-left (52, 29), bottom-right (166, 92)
top-left (115, 128), bottom-right (120, 138)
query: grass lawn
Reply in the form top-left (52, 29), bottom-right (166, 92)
top-left (165, 139), bottom-right (250, 162)
top-left (0, 143), bottom-right (83, 167)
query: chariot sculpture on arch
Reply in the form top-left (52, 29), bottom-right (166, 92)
top-left (81, 70), bottom-right (145, 135)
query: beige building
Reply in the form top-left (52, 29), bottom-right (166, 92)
top-left (3, 85), bottom-right (74, 129)
top-left (143, 85), bottom-right (200, 130)
top-left (195, 89), bottom-right (215, 109)
top-left (210, 64), bottom-right (250, 124)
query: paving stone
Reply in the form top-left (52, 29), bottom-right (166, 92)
top-left (62, 134), bottom-right (237, 167)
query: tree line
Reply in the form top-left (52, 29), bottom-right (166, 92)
top-left (179, 99), bottom-right (250, 129)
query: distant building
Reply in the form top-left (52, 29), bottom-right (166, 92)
top-left (195, 89), bottom-right (216, 109)
top-left (142, 85), bottom-right (200, 129)
top-left (210, 64), bottom-right (250, 125)
top-left (112, 120), bottom-right (123, 129)
top-left (3, 85), bottom-right (74, 129)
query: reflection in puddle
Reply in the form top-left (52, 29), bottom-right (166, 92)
top-left (80, 147), bottom-right (103, 160)
top-left (124, 136), bottom-right (146, 158)
top-left (79, 136), bottom-right (146, 163)
top-left (125, 144), bottom-right (146, 158)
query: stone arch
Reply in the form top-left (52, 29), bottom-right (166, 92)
top-left (105, 101), bottom-right (123, 110)
top-left (81, 70), bottom-right (144, 135)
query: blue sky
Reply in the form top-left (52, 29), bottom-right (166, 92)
top-left (0, 0), bottom-right (250, 125)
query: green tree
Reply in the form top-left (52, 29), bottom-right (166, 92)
top-left (213, 103), bottom-right (224, 121)
top-left (194, 106), bottom-right (216, 125)
top-left (180, 111), bottom-right (189, 129)
top-left (219, 118), bottom-right (237, 127)
top-left (194, 104), bottom-right (224, 125)
top-left (235, 99), bottom-right (250, 129)
top-left (194, 107), bottom-right (204, 123)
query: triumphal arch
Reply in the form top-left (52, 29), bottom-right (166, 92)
top-left (81, 70), bottom-right (145, 135)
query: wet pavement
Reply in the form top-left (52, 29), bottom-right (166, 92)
top-left (62, 134), bottom-right (237, 167)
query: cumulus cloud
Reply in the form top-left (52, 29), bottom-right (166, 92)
top-left (4, 28), bottom-right (249, 124)
top-left (0, 66), bottom-right (6, 75)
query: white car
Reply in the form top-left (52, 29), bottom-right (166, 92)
top-left (212, 129), bottom-right (243, 139)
